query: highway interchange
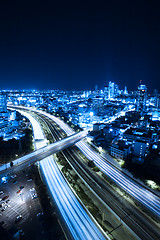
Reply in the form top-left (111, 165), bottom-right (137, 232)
top-left (18, 110), bottom-right (107, 240)
top-left (34, 111), bottom-right (160, 240)
top-left (24, 107), bottom-right (160, 217)
top-left (3, 105), bottom-right (160, 239)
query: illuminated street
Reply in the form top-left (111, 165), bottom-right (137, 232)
top-left (20, 110), bottom-right (108, 240)
top-left (6, 106), bottom-right (160, 240)
top-left (28, 107), bottom-right (160, 218)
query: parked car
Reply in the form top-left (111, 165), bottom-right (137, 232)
top-left (15, 215), bottom-right (22, 223)
top-left (27, 178), bottom-right (32, 182)
top-left (2, 196), bottom-right (9, 201)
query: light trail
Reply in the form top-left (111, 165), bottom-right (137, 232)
top-left (0, 110), bottom-right (87, 172)
top-left (40, 157), bottom-right (106, 240)
top-left (19, 109), bottom-right (107, 240)
top-left (28, 108), bottom-right (160, 218)
top-left (77, 141), bottom-right (160, 217)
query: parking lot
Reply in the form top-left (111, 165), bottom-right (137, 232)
top-left (0, 169), bottom-right (44, 239)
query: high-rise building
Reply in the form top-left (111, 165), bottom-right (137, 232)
top-left (136, 83), bottom-right (147, 113)
top-left (114, 83), bottom-right (120, 97)
top-left (104, 86), bottom-right (108, 94)
top-left (154, 89), bottom-right (159, 109)
top-left (108, 81), bottom-right (115, 99)
top-left (104, 85), bottom-right (108, 99)
top-left (0, 93), bottom-right (7, 112)
top-left (124, 86), bottom-right (128, 95)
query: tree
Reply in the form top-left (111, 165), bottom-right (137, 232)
top-left (10, 161), bottom-right (13, 167)
top-left (88, 160), bottom-right (96, 168)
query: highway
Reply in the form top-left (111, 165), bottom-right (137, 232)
top-left (26, 108), bottom-right (160, 219)
top-left (16, 110), bottom-right (107, 240)
top-left (77, 141), bottom-right (160, 216)
top-left (35, 111), bottom-right (160, 240)
top-left (40, 155), bottom-right (107, 240)
top-left (0, 128), bottom-right (87, 175)
top-left (8, 106), bottom-right (160, 238)
top-left (9, 106), bottom-right (160, 218)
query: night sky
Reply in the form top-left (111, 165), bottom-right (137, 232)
top-left (0, 1), bottom-right (160, 92)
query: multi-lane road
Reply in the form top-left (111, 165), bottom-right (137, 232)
top-left (19, 110), bottom-right (108, 240)
top-left (8, 106), bottom-right (160, 239)
top-left (77, 140), bottom-right (160, 217)
top-left (0, 129), bottom-right (87, 177)
top-left (28, 108), bottom-right (160, 220)
top-left (40, 154), bottom-right (107, 240)
top-left (35, 111), bottom-right (160, 240)
top-left (2, 107), bottom-right (108, 239)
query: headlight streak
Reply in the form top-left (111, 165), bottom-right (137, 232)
top-left (32, 108), bottom-right (160, 217)
top-left (40, 157), bottom-right (106, 240)
top-left (9, 106), bottom-right (160, 218)
top-left (77, 141), bottom-right (160, 216)
top-left (0, 116), bottom-right (87, 172)
top-left (17, 108), bottom-right (107, 240)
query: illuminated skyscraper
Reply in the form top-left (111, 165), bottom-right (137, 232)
top-left (136, 83), bottom-right (147, 113)
top-left (108, 81), bottom-right (115, 99)
top-left (154, 89), bottom-right (159, 109)
top-left (0, 93), bottom-right (7, 112)
top-left (124, 86), bottom-right (128, 95)
top-left (114, 83), bottom-right (120, 97)
top-left (104, 85), bottom-right (108, 94)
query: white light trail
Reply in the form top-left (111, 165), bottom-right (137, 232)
top-left (30, 108), bottom-right (160, 217)
top-left (19, 108), bottom-right (107, 240)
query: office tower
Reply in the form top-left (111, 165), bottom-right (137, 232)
top-left (124, 86), bottom-right (128, 95)
top-left (114, 83), bottom-right (120, 97)
top-left (136, 83), bottom-right (147, 113)
top-left (0, 93), bottom-right (7, 112)
top-left (154, 89), bottom-right (159, 109)
top-left (108, 81), bottom-right (115, 99)
top-left (104, 86), bottom-right (108, 93)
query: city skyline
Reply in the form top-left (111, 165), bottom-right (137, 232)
top-left (0, 1), bottom-right (160, 91)
top-left (0, 80), bottom-right (158, 95)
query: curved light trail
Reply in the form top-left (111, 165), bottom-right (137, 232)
top-left (40, 156), bottom-right (106, 240)
top-left (77, 141), bottom-right (160, 217)
top-left (19, 110), bottom-right (107, 240)
top-left (31, 108), bottom-right (160, 218)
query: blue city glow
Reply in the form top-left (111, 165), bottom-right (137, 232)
top-left (0, 83), bottom-right (160, 239)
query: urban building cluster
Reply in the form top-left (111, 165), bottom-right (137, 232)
top-left (1, 81), bottom-right (160, 169)
top-left (0, 93), bottom-right (26, 141)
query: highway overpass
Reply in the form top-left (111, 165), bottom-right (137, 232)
top-left (0, 130), bottom-right (88, 177)
top-left (10, 105), bottom-right (160, 219)
top-left (2, 109), bottom-right (108, 240)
